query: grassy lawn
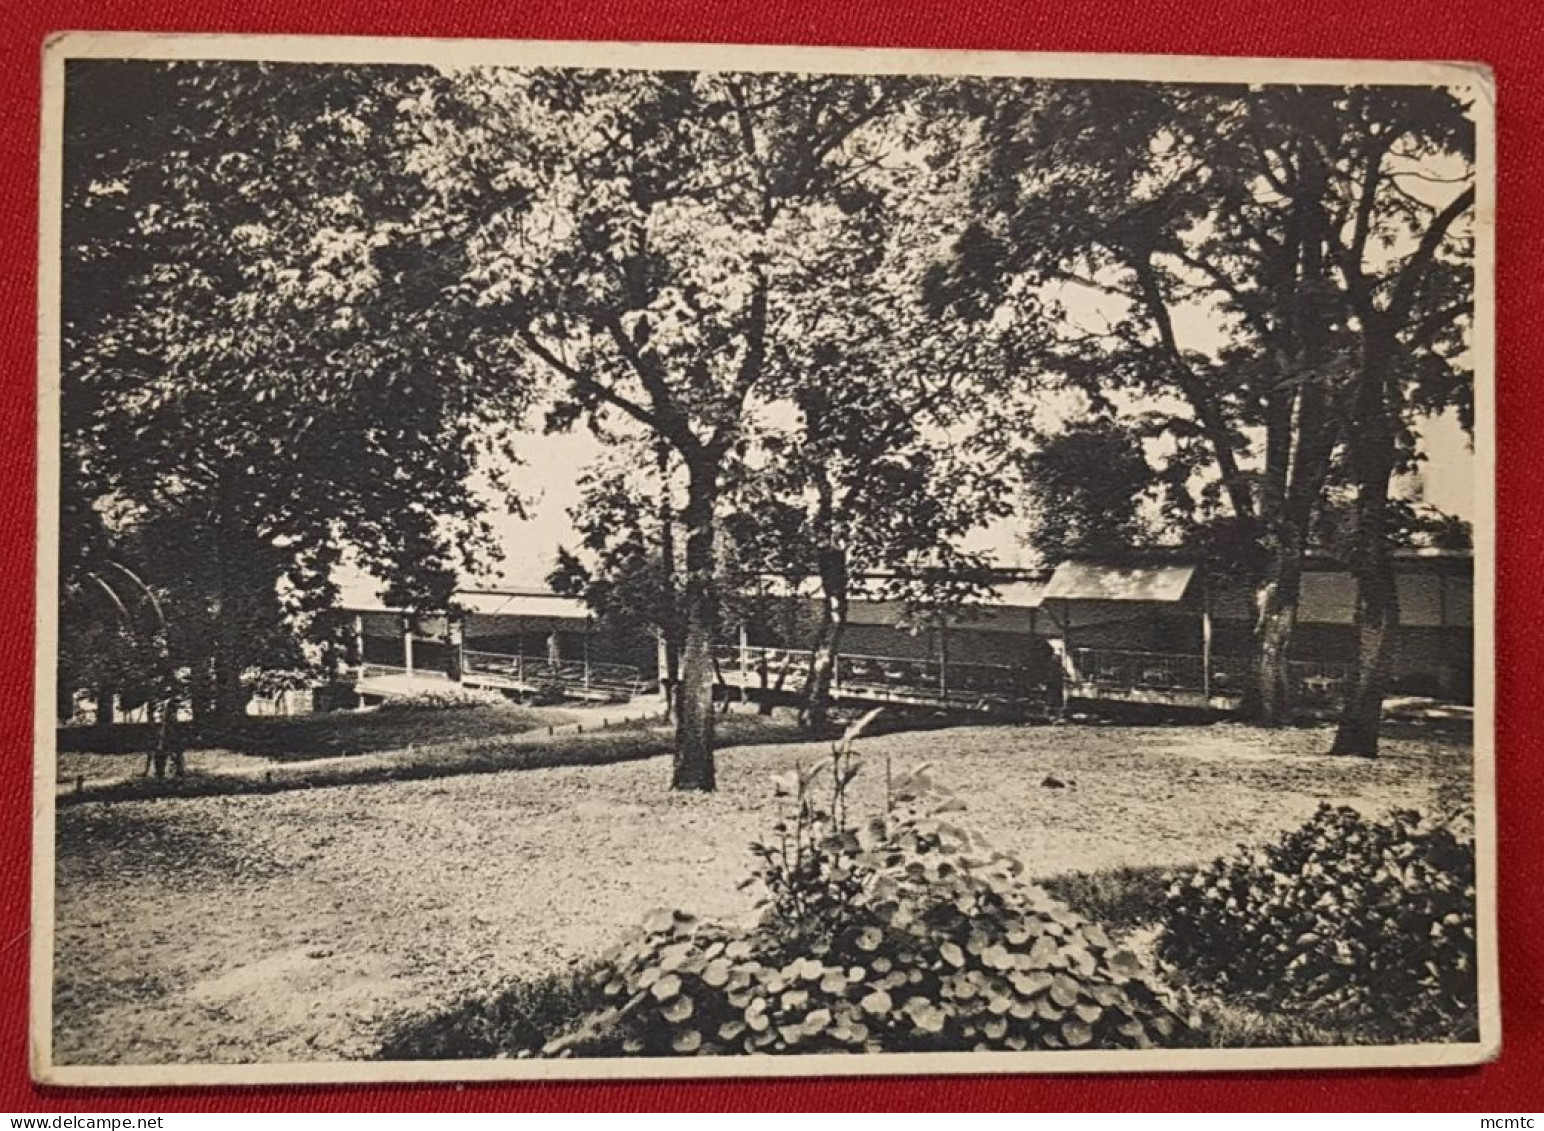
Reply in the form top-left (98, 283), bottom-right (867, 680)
top-left (51, 716), bottom-right (1472, 1065)
top-left (56, 702), bottom-right (805, 803)
top-left (58, 701), bottom-right (568, 758)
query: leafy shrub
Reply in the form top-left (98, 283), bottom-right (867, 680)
top-left (247, 667), bottom-right (320, 698)
top-left (1159, 803), bottom-right (1476, 1040)
top-left (376, 685), bottom-right (514, 712)
top-left (543, 717), bottom-right (1196, 1057)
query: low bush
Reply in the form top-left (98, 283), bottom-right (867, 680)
top-left (1159, 803), bottom-right (1477, 1041)
top-left (540, 717), bottom-right (1196, 1057)
top-left (377, 686), bottom-right (516, 712)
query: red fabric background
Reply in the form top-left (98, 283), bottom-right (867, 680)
top-left (1, 0), bottom-right (1538, 1112)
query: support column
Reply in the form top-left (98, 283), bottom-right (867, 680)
top-left (1202, 578), bottom-right (1214, 704)
top-left (447, 617), bottom-right (464, 682)
top-left (937, 624), bottom-right (949, 700)
top-left (658, 635), bottom-right (670, 703)
top-left (738, 622), bottom-right (750, 704)
top-left (402, 617), bottom-right (414, 674)
top-left (353, 614), bottom-right (365, 674)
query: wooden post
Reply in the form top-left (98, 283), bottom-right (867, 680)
top-left (402, 617), bottom-right (414, 674)
top-left (937, 624), bottom-right (949, 700)
top-left (738, 622), bottom-right (750, 704)
top-left (658, 635), bottom-right (670, 703)
top-left (447, 617), bottom-right (465, 683)
top-left (353, 614), bottom-right (365, 674)
top-left (1201, 576), bottom-right (1214, 704)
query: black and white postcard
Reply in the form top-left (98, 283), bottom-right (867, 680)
top-left (32, 33), bottom-right (1497, 1085)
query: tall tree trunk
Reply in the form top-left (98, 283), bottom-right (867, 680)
top-left (1332, 535), bottom-right (1399, 755)
top-left (801, 544), bottom-right (849, 733)
top-left (208, 488), bottom-right (249, 725)
top-left (1246, 533), bottom-right (1304, 726)
top-left (672, 458), bottom-right (720, 791)
top-left (95, 685), bottom-right (116, 729)
top-left (212, 623), bottom-right (248, 723)
top-left (657, 442), bottom-right (681, 722)
top-left (1242, 183), bottom-right (1339, 729)
top-left (658, 632), bottom-right (682, 721)
top-left (1332, 333), bottom-right (1399, 757)
top-left (445, 619), bottom-right (464, 682)
top-left (1242, 369), bottom-right (1299, 725)
top-left (148, 699), bottom-right (168, 779)
top-left (188, 659), bottom-right (217, 726)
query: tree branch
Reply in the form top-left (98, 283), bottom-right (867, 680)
top-left (514, 323), bottom-right (667, 441)
top-left (601, 314), bottom-right (701, 456)
top-left (1388, 185), bottom-right (1476, 323)
top-left (1134, 257), bottom-right (1256, 522)
top-left (708, 267), bottom-right (770, 455)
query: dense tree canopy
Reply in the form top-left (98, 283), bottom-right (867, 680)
top-left (58, 60), bottom-right (1478, 776)
top-left (930, 79), bottom-right (1475, 747)
top-left (402, 68), bottom-right (957, 785)
top-left (62, 60), bottom-right (532, 722)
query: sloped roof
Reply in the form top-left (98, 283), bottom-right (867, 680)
top-left (1041, 560), bottom-right (1197, 604)
top-left (341, 588), bottom-right (592, 622)
top-left (455, 590), bottom-right (590, 620)
top-left (846, 576), bottom-right (1045, 627)
top-left (994, 580), bottom-right (1046, 609)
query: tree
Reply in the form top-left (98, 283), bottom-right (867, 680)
top-left (929, 80), bottom-right (1343, 725)
top-left (414, 68), bottom-right (918, 788)
top-left (61, 60), bottom-right (531, 721)
top-left (1294, 89), bottom-right (1476, 755)
top-left (929, 80), bottom-right (1474, 739)
top-left (1018, 419), bottom-right (1156, 561)
top-left (748, 288), bottom-right (1017, 729)
top-left (548, 443), bottom-right (687, 717)
top-left (550, 443), bottom-right (821, 719)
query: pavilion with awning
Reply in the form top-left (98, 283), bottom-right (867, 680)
top-left (1038, 558), bottom-right (1242, 709)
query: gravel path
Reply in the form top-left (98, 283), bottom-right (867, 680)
top-left (51, 720), bottom-right (1470, 1065)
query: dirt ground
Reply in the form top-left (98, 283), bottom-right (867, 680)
top-left (50, 718), bottom-right (1472, 1065)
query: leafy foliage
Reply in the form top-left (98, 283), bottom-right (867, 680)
top-left (1019, 420), bottom-right (1156, 561)
top-left (62, 61), bottom-right (531, 719)
top-left (543, 722), bottom-right (1196, 1056)
top-left (1039, 865), bottom-right (1176, 934)
top-left (1160, 803), bottom-right (1477, 1040)
top-left (375, 685), bottom-right (516, 712)
top-left (931, 81), bottom-right (1477, 743)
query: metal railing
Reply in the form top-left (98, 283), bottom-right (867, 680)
top-left (711, 644), bottom-right (1040, 704)
top-left (1071, 648), bottom-right (1206, 693)
top-left (358, 663), bottom-right (449, 682)
top-left (1068, 648), bottom-right (1355, 707)
top-left (461, 651), bottom-right (645, 694)
top-left (1288, 658), bottom-right (1356, 707)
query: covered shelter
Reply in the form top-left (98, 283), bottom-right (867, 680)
top-left (1039, 557), bottom-right (1238, 710)
top-left (341, 588), bottom-right (652, 703)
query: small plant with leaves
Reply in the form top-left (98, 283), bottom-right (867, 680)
top-left (545, 711), bottom-right (1197, 1056)
top-left (747, 711), bottom-right (873, 945)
